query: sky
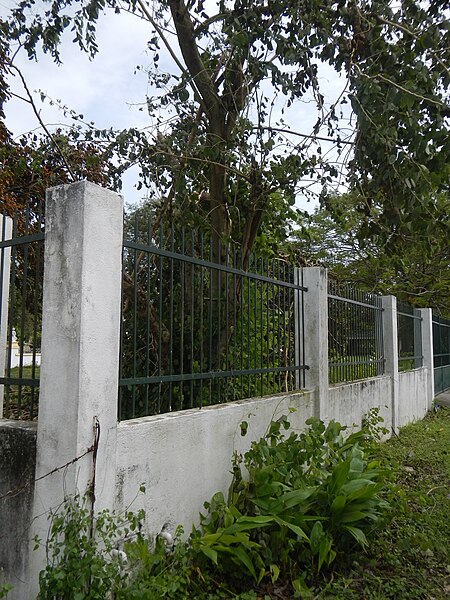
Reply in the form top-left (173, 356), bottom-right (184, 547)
top-left (1, 0), bottom-right (350, 212)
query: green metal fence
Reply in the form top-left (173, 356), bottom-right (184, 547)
top-left (433, 314), bottom-right (450, 394)
top-left (119, 220), bottom-right (308, 420)
top-left (0, 207), bottom-right (44, 420)
top-left (397, 302), bottom-right (423, 372)
top-left (328, 280), bottom-right (384, 384)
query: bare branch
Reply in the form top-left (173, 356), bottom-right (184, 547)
top-left (9, 62), bottom-right (76, 181)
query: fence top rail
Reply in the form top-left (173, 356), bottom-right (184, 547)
top-left (398, 310), bottom-right (422, 321)
top-left (123, 238), bottom-right (308, 291)
top-left (327, 278), bottom-right (383, 309)
top-left (327, 293), bottom-right (384, 311)
top-left (0, 232), bottom-right (45, 248)
top-left (433, 317), bottom-right (450, 328)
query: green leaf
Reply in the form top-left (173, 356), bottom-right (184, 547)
top-left (318, 535), bottom-right (333, 571)
top-left (200, 545), bottom-right (218, 564)
top-left (344, 525), bottom-right (369, 548)
top-left (273, 516), bottom-right (309, 541)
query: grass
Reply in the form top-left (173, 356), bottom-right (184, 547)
top-left (313, 403), bottom-right (450, 599)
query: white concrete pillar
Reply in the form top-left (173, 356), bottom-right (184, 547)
top-left (381, 295), bottom-right (399, 433)
top-left (300, 267), bottom-right (329, 420)
top-left (28, 182), bottom-right (123, 598)
top-left (0, 215), bottom-right (12, 418)
top-left (419, 308), bottom-right (434, 409)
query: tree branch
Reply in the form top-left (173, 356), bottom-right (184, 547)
top-left (168, 0), bottom-right (219, 113)
top-left (136, 0), bottom-right (205, 110)
top-left (9, 62), bottom-right (76, 181)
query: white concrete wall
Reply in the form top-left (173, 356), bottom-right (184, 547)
top-left (114, 368), bottom-right (429, 540)
top-left (397, 368), bottom-right (430, 427)
top-left (115, 391), bottom-right (316, 535)
top-left (328, 376), bottom-right (393, 433)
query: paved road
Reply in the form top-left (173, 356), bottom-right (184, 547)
top-left (435, 391), bottom-right (450, 407)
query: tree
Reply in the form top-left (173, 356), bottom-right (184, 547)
top-left (3, 0), bottom-right (448, 258)
top-left (0, 36), bottom-right (120, 362)
top-left (292, 192), bottom-right (450, 314)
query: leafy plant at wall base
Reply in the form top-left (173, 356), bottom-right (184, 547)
top-left (196, 414), bottom-right (394, 585)
top-left (37, 492), bottom-right (144, 600)
top-left (0, 584), bottom-right (12, 598)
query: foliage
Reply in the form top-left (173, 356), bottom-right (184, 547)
top-left (37, 492), bottom-right (144, 599)
top-left (0, 583), bottom-right (12, 599)
top-left (315, 404), bottom-right (450, 599)
top-left (36, 413), bottom-right (395, 599)
top-left (192, 412), bottom-right (394, 588)
top-left (292, 192), bottom-right (450, 314)
top-left (2, 0), bottom-right (449, 254)
top-left (120, 209), bottom-right (298, 419)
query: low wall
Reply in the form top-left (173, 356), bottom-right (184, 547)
top-left (398, 367), bottom-right (430, 427)
top-left (115, 390), bottom-right (316, 535)
top-left (328, 376), bottom-right (393, 432)
top-left (115, 368), bottom-right (431, 539)
top-left (0, 421), bottom-right (37, 593)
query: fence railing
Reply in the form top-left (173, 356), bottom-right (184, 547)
top-left (433, 314), bottom-right (450, 394)
top-left (397, 302), bottom-right (423, 371)
top-left (327, 279), bottom-right (384, 384)
top-left (0, 208), bottom-right (44, 420)
top-left (119, 220), bottom-right (308, 420)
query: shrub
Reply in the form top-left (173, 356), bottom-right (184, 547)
top-left (193, 412), bottom-right (394, 586)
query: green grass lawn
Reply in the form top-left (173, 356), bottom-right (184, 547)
top-left (314, 404), bottom-right (450, 599)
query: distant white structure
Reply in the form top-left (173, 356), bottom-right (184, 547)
top-left (9, 329), bottom-right (41, 369)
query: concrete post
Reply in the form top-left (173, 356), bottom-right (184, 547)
top-left (419, 308), bottom-right (434, 408)
top-left (28, 182), bottom-right (123, 598)
top-left (381, 295), bottom-right (399, 433)
top-left (413, 310), bottom-right (422, 369)
top-left (300, 267), bottom-right (329, 420)
top-left (0, 216), bottom-right (12, 418)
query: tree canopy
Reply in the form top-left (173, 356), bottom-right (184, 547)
top-left (292, 192), bottom-right (450, 314)
top-left (2, 0), bottom-right (449, 258)
top-left (0, 37), bottom-right (118, 219)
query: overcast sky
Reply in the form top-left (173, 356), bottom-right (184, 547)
top-left (1, 1), bottom-right (350, 212)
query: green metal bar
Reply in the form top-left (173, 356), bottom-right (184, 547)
top-left (169, 224), bottom-right (174, 411)
top-left (120, 364), bottom-right (308, 386)
top-left (328, 293), bottom-right (383, 311)
top-left (200, 231), bottom-right (204, 408)
top-left (131, 213), bottom-right (138, 417)
top-left (233, 242), bottom-right (238, 401)
top-left (217, 236), bottom-right (221, 404)
top-left (30, 205), bottom-right (43, 417)
top-left (158, 223), bottom-right (163, 414)
top-left (17, 206), bottom-right (33, 411)
top-left (5, 212), bottom-right (19, 416)
top-left (301, 268), bottom-right (306, 387)
top-left (0, 232), bottom-right (45, 249)
top-left (189, 230), bottom-right (194, 408)
top-left (180, 227), bottom-right (185, 410)
top-left (118, 238), bottom-right (125, 420)
top-left (0, 377), bottom-right (40, 386)
top-left (145, 216), bottom-right (151, 416)
top-left (124, 240), bottom-right (307, 291)
top-left (208, 237), bottom-right (213, 407)
top-left (225, 241), bottom-right (230, 402)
